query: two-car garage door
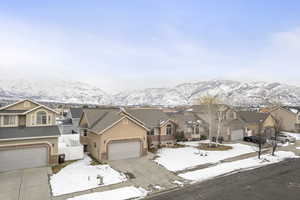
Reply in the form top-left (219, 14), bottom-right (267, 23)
top-left (0, 146), bottom-right (48, 172)
top-left (108, 140), bottom-right (141, 161)
top-left (231, 129), bottom-right (244, 141)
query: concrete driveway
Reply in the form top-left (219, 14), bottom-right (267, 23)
top-left (0, 167), bottom-right (51, 200)
top-left (108, 155), bottom-right (185, 192)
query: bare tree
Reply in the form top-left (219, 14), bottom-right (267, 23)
top-left (195, 95), bottom-right (220, 147)
top-left (257, 119), bottom-right (264, 159)
top-left (271, 114), bottom-right (283, 156)
top-left (216, 105), bottom-right (227, 146)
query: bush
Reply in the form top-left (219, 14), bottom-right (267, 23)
top-left (200, 135), bottom-right (207, 140)
top-left (175, 131), bottom-right (185, 142)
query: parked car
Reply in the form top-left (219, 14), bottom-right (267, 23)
top-left (243, 136), bottom-right (266, 144)
top-left (271, 134), bottom-right (296, 143)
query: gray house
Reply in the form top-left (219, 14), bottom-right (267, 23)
top-left (68, 108), bottom-right (83, 134)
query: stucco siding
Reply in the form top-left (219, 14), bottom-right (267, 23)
top-left (271, 108), bottom-right (297, 132)
top-left (5, 100), bottom-right (39, 111)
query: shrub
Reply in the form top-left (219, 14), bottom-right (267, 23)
top-left (200, 135), bottom-right (207, 140)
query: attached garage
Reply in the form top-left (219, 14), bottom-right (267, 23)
top-left (231, 129), bottom-right (244, 141)
top-left (0, 146), bottom-right (48, 172)
top-left (108, 140), bottom-right (141, 161)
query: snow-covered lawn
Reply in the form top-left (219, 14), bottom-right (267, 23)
top-left (296, 147), bottom-right (300, 150)
top-left (154, 143), bottom-right (256, 172)
top-left (179, 151), bottom-right (298, 182)
top-left (67, 186), bottom-right (148, 200)
top-left (50, 156), bottom-right (127, 196)
top-left (282, 132), bottom-right (300, 140)
top-left (58, 134), bottom-right (84, 161)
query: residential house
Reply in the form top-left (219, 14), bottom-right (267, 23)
top-left (191, 104), bottom-right (245, 141)
top-left (237, 111), bottom-right (275, 137)
top-left (0, 99), bottom-right (60, 172)
top-left (124, 108), bottom-right (177, 148)
top-left (79, 108), bottom-right (149, 161)
top-left (68, 107), bottom-right (83, 133)
top-left (267, 106), bottom-right (300, 132)
top-left (166, 110), bottom-right (208, 141)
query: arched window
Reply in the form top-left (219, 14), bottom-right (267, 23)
top-left (36, 111), bottom-right (47, 125)
top-left (166, 124), bottom-right (172, 135)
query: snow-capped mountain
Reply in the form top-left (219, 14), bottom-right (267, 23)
top-left (0, 79), bottom-right (111, 105)
top-left (1, 79), bottom-right (300, 106)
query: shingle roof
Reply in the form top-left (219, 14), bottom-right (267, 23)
top-left (70, 108), bottom-right (83, 119)
top-left (237, 111), bottom-right (269, 123)
top-left (82, 108), bottom-right (124, 133)
top-left (0, 110), bottom-right (27, 114)
top-left (0, 126), bottom-right (60, 140)
top-left (125, 108), bottom-right (170, 129)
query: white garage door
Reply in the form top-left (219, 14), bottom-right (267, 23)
top-left (231, 129), bottom-right (244, 141)
top-left (108, 140), bottom-right (141, 161)
top-left (0, 147), bottom-right (48, 172)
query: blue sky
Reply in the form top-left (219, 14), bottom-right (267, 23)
top-left (1, 1), bottom-right (300, 92)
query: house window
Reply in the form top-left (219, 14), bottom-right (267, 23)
top-left (3, 116), bottom-right (16, 125)
top-left (147, 129), bottom-right (155, 136)
top-left (83, 129), bottom-right (87, 136)
top-left (48, 115), bottom-right (51, 124)
top-left (298, 115), bottom-right (300, 121)
top-left (36, 111), bottom-right (47, 125)
top-left (166, 124), bottom-right (172, 135)
top-left (94, 142), bottom-right (97, 148)
top-left (194, 125), bottom-right (200, 134)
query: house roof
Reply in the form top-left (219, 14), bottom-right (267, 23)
top-left (237, 111), bottom-right (269, 124)
top-left (0, 126), bottom-right (60, 140)
top-left (283, 106), bottom-right (300, 114)
top-left (82, 108), bottom-right (149, 134)
top-left (124, 108), bottom-right (170, 129)
top-left (70, 108), bottom-right (83, 119)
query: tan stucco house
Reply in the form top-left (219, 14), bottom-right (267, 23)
top-left (0, 99), bottom-right (60, 172)
top-left (79, 108), bottom-right (149, 161)
top-left (269, 106), bottom-right (300, 132)
top-left (237, 111), bottom-right (275, 137)
top-left (124, 108), bottom-right (177, 148)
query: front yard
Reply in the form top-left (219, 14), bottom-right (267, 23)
top-left (154, 142), bottom-right (257, 172)
top-left (50, 155), bottom-right (127, 196)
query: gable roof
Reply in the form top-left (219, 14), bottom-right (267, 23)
top-left (0, 99), bottom-right (40, 111)
top-left (70, 108), bottom-right (83, 119)
top-left (237, 111), bottom-right (269, 124)
top-left (82, 108), bottom-right (149, 134)
top-left (124, 108), bottom-right (170, 129)
top-left (0, 126), bottom-right (60, 140)
top-left (0, 99), bottom-right (59, 115)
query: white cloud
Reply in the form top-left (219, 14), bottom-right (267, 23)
top-left (1, 16), bottom-right (300, 92)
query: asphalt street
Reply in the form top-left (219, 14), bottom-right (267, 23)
top-left (146, 158), bottom-right (300, 200)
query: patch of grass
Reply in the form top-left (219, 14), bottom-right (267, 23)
top-left (171, 143), bottom-right (186, 148)
top-left (197, 143), bottom-right (233, 151)
top-left (52, 160), bottom-right (76, 174)
top-left (90, 157), bottom-right (106, 165)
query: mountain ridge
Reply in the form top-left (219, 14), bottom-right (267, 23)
top-left (0, 79), bottom-right (300, 106)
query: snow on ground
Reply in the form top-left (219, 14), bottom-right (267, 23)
top-left (173, 180), bottom-right (184, 187)
top-left (282, 132), bottom-right (300, 140)
top-left (58, 134), bottom-right (84, 161)
top-left (50, 156), bottom-right (127, 196)
top-left (154, 143), bottom-right (256, 172)
top-left (67, 186), bottom-right (148, 200)
top-left (179, 151), bottom-right (298, 182)
top-left (296, 147), bottom-right (300, 150)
